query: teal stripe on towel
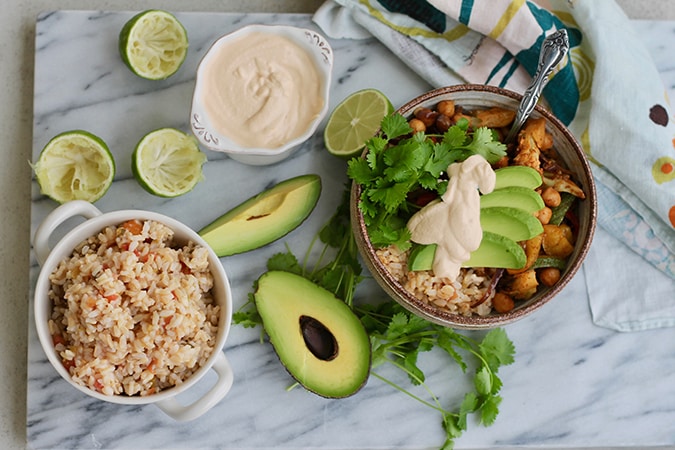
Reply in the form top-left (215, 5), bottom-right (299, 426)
top-left (485, 52), bottom-right (515, 87)
top-left (459, 0), bottom-right (474, 25)
top-left (499, 59), bottom-right (521, 88)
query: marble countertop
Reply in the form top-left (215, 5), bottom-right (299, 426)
top-left (4, 1), bottom-right (675, 449)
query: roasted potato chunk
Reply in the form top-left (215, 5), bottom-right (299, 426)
top-left (542, 224), bottom-right (575, 258)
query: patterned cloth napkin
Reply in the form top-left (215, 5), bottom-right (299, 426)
top-left (314, 0), bottom-right (675, 331)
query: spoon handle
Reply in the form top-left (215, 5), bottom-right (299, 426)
top-left (505, 28), bottom-right (570, 144)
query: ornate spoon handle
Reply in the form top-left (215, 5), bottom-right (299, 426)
top-left (505, 28), bottom-right (570, 143)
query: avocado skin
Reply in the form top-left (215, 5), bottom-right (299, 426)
top-left (254, 271), bottom-right (372, 398)
top-left (199, 174), bottom-right (321, 257)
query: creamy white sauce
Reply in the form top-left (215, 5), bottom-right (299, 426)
top-left (200, 32), bottom-right (325, 149)
top-left (407, 154), bottom-right (496, 280)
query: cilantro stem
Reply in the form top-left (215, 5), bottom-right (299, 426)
top-left (370, 371), bottom-right (453, 416)
top-left (302, 233), bottom-right (322, 276)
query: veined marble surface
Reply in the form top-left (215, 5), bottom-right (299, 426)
top-left (27, 11), bottom-right (675, 449)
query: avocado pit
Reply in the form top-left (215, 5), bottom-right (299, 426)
top-left (300, 315), bottom-right (338, 361)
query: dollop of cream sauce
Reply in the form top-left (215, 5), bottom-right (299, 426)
top-left (200, 32), bottom-right (325, 149)
top-left (407, 154), bottom-right (496, 280)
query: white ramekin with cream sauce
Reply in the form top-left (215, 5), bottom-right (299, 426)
top-left (190, 24), bottom-right (333, 165)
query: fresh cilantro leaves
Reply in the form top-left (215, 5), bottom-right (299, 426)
top-left (358, 301), bottom-right (515, 449)
top-left (233, 186), bottom-right (515, 450)
top-left (347, 112), bottom-right (507, 250)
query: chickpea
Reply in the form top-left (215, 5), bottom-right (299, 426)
top-left (435, 114), bottom-right (453, 133)
top-left (492, 292), bottom-right (515, 313)
top-left (414, 107), bottom-right (438, 127)
top-left (408, 118), bottom-right (426, 133)
top-left (535, 206), bottom-right (552, 225)
top-left (437, 100), bottom-right (455, 117)
top-left (541, 187), bottom-right (561, 208)
top-left (538, 267), bottom-right (561, 287)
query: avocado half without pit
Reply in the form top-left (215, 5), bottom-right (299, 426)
top-left (199, 174), bottom-right (321, 257)
top-left (254, 271), bottom-right (372, 398)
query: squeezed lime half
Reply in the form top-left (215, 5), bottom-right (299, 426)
top-left (33, 130), bottom-right (115, 204)
top-left (119, 10), bottom-right (188, 80)
top-left (132, 127), bottom-right (206, 197)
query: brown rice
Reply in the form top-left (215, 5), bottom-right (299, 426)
top-left (47, 219), bottom-right (219, 397)
top-left (376, 245), bottom-right (495, 316)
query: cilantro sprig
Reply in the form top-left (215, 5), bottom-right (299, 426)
top-left (234, 187), bottom-right (515, 449)
top-left (347, 113), bottom-right (506, 250)
top-left (360, 301), bottom-right (514, 448)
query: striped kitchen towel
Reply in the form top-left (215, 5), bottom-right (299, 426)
top-left (314, 0), bottom-right (675, 331)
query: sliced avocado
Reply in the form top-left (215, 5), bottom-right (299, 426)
top-left (480, 206), bottom-right (544, 242)
top-left (408, 243), bottom-right (436, 271)
top-left (199, 174), bottom-right (321, 257)
top-left (480, 186), bottom-right (545, 213)
top-left (254, 270), bottom-right (371, 398)
top-left (463, 231), bottom-right (527, 269)
top-left (494, 166), bottom-right (542, 190)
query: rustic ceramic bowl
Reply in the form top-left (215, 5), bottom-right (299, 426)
top-left (351, 84), bottom-right (597, 329)
top-left (33, 200), bottom-right (234, 421)
top-left (190, 24), bottom-right (333, 165)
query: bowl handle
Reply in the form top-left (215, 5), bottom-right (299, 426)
top-left (155, 352), bottom-right (234, 422)
top-left (33, 200), bottom-right (102, 266)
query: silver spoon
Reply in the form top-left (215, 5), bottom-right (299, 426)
top-left (505, 28), bottom-right (570, 144)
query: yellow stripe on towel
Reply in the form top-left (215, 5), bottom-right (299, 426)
top-left (488, 0), bottom-right (526, 40)
top-left (360, 0), bottom-right (470, 42)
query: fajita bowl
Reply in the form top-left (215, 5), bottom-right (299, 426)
top-left (351, 84), bottom-right (597, 329)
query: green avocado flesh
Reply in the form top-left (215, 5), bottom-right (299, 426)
top-left (408, 243), bottom-right (437, 271)
top-left (408, 231), bottom-right (527, 272)
top-left (480, 186), bottom-right (545, 213)
top-left (199, 174), bottom-right (321, 257)
top-left (480, 206), bottom-right (544, 242)
top-left (493, 165), bottom-right (542, 190)
top-left (463, 231), bottom-right (527, 269)
top-left (254, 271), bottom-right (372, 398)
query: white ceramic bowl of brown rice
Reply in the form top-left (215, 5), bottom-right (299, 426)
top-left (351, 85), bottom-right (597, 329)
top-left (33, 200), bottom-right (233, 421)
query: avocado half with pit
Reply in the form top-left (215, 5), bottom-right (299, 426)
top-left (254, 270), bottom-right (371, 398)
top-left (199, 174), bottom-right (321, 257)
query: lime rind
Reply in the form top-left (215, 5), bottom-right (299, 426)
top-left (33, 130), bottom-right (115, 204)
top-left (324, 88), bottom-right (393, 158)
top-left (119, 10), bottom-right (188, 80)
top-left (132, 128), bottom-right (206, 198)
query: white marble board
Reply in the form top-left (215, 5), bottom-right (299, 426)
top-left (27, 11), bottom-right (675, 449)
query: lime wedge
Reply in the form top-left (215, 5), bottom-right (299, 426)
top-left (33, 130), bottom-right (115, 204)
top-left (323, 89), bottom-right (393, 158)
top-left (119, 10), bottom-right (188, 80)
top-left (132, 128), bottom-right (206, 197)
